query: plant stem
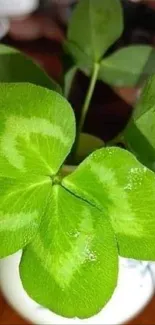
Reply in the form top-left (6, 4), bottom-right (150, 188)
top-left (72, 62), bottom-right (100, 162)
top-left (78, 62), bottom-right (100, 134)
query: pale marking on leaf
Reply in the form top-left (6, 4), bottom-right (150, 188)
top-left (0, 211), bottom-right (38, 231)
top-left (32, 208), bottom-right (95, 289)
top-left (1, 178), bottom-right (50, 204)
top-left (1, 116), bottom-right (69, 171)
top-left (89, 162), bottom-right (143, 236)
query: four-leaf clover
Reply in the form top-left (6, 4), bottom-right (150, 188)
top-left (1, 83), bottom-right (155, 318)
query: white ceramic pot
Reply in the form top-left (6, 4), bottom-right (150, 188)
top-left (0, 251), bottom-right (155, 325)
top-left (0, 18), bottom-right (10, 38)
top-left (0, 0), bottom-right (39, 17)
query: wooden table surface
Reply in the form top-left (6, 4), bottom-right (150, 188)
top-left (1, 293), bottom-right (155, 325)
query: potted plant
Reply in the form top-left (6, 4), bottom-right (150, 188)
top-left (0, 78), bottom-right (155, 324)
top-left (1, 1), bottom-right (155, 324)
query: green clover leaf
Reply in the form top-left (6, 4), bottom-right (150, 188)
top-left (67, 0), bottom-right (123, 68)
top-left (20, 185), bottom-right (118, 319)
top-left (63, 147), bottom-right (155, 260)
top-left (1, 83), bottom-right (155, 318)
top-left (0, 83), bottom-right (75, 257)
top-left (0, 44), bottom-right (61, 93)
top-left (99, 45), bottom-right (155, 87)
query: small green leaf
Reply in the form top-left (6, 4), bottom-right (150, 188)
top-left (63, 147), bottom-right (155, 260)
top-left (99, 46), bottom-right (155, 87)
top-left (75, 133), bottom-right (104, 164)
top-left (0, 44), bottom-right (61, 93)
top-left (0, 83), bottom-right (75, 257)
top-left (124, 76), bottom-right (155, 170)
top-left (20, 185), bottom-right (118, 319)
top-left (67, 0), bottom-right (123, 66)
top-left (64, 66), bottom-right (77, 98)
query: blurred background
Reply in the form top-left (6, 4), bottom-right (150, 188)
top-left (1, 0), bottom-right (155, 83)
top-left (1, 0), bottom-right (155, 141)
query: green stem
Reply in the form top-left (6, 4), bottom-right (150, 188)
top-left (78, 62), bottom-right (100, 134)
top-left (73, 62), bottom-right (100, 162)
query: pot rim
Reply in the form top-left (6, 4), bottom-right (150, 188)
top-left (0, 251), bottom-right (154, 325)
